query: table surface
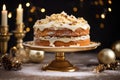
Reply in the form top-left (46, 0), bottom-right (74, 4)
top-left (0, 51), bottom-right (120, 80)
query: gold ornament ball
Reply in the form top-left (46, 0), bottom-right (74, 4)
top-left (29, 50), bottom-right (44, 63)
top-left (112, 40), bottom-right (120, 58)
top-left (97, 48), bottom-right (116, 64)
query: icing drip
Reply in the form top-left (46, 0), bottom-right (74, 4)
top-left (33, 11), bottom-right (90, 31)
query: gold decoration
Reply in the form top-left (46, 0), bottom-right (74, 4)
top-left (10, 46), bottom-right (30, 63)
top-left (0, 26), bottom-right (12, 58)
top-left (13, 23), bottom-right (29, 63)
top-left (16, 48), bottom-right (29, 63)
top-left (29, 50), bottom-right (44, 63)
top-left (93, 61), bottom-right (120, 73)
top-left (97, 48), bottom-right (116, 64)
top-left (112, 40), bottom-right (120, 59)
top-left (93, 64), bottom-right (105, 73)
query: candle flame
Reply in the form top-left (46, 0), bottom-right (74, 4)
top-left (3, 4), bottom-right (6, 10)
top-left (18, 4), bottom-right (22, 9)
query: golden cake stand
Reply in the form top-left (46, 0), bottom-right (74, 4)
top-left (23, 41), bottom-right (100, 72)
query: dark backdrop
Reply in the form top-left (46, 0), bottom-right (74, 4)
top-left (0, 0), bottom-right (119, 52)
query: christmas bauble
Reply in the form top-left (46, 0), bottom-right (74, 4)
top-left (29, 50), bottom-right (44, 63)
top-left (97, 48), bottom-right (116, 64)
top-left (112, 40), bottom-right (120, 59)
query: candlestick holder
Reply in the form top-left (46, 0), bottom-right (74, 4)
top-left (0, 25), bottom-right (12, 60)
top-left (13, 23), bottom-right (29, 63)
top-left (14, 23), bottom-right (27, 49)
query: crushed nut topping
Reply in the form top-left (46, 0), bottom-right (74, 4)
top-left (35, 11), bottom-right (87, 26)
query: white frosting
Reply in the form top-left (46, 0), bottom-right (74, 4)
top-left (34, 35), bottom-right (90, 47)
top-left (33, 11), bottom-right (90, 31)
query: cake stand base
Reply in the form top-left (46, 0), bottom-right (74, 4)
top-left (42, 52), bottom-right (78, 72)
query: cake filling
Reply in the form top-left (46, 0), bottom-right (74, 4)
top-left (34, 35), bottom-right (90, 47)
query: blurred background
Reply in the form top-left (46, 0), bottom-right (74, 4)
top-left (0, 0), bottom-right (119, 52)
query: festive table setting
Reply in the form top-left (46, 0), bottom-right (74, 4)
top-left (1, 51), bottom-right (120, 80)
top-left (0, 1), bottom-right (120, 80)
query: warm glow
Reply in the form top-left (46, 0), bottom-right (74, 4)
top-left (99, 0), bottom-right (104, 6)
top-left (108, 7), bottom-right (112, 12)
top-left (94, 1), bottom-right (98, 5)
top-left (95, 14), bottom-right (99, 18)
top-left (30, 6), bottom-right (36, 13)
top-left (28, 17), bottom-right (33, 22)
top-left (100, 23), bottom-right (104, 29)
top-left (101, 13), bottom-right (105, 19)
top-left (8, 12), bottom-right (12, 18)
top-left (41, 8), bottom-right (45, 13)
top-left (73, 7), bottom-right (78, 12)
top-left (80, 0), bottom-right (84, 2)
top-left (26, 2), bottom-right (30, 7)
top-left (108, 0), bottom-right (112, 4)
top-left (3, 4), bottom-right (6, 10)
top-left (26, 27), bottom-right (30, 32)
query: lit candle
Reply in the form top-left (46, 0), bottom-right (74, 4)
top-left (16, 4), bottom-right (23, 24)
top-left (1, 4), bottom-right (8, 26)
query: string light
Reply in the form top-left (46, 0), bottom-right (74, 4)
top-left (28, 17), bottom-right (33, 22)
top-left (94, 1), bottom-right (99, 5)
top-left (99, 0), bottom-right (104, 6)
top-left (108, 0), bottom-right (112, 4)
top-left (30, 6), bottom-right (36, 13)
top-left (100, 23), bottom-right (104, 29)
top-left (95, 14), bottom-right (100, 19)
top-left (108, 7), bottom-right (112, 12)
top-left (40, 8), bottom-right (45, 13)
top-left (26, 2), bottom-right (30, 7)
top-left (8, 12), bottom-right (12, 18)
top-left (80, 0), bottom-right (84, 2)
top-left (26, 27), bottom-right (30, 32)
top-left (101, 13), bottom-right (105, 19)
top-left (73, 7), bottom-right (78, 12)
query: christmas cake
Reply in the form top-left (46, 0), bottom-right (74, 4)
top-left (33, 11), bottom-right (90, 47)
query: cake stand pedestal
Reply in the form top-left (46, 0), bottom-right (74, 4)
top-left (42, 52), bottom-right (78, 72)
top-left (23, 41), bottom-right (100, 72)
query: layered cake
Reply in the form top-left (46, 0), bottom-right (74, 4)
top-left (33, 11), bottom-right (90, 47)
